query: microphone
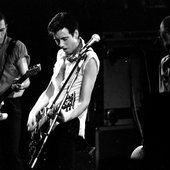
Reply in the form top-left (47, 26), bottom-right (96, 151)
top-left (80, 34), bottom-right (100, 55)
top-left (84, 34), bottom-right (100, 48)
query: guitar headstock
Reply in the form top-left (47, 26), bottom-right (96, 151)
top-left (26, 64), bottom-right (41, 78)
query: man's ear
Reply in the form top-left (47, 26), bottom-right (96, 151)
top-left (74, 29), bottom-right (79, 39)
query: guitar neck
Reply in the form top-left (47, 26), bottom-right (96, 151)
top-left (16, 74), bottom-right (28, 84)
top-left (0, 64), bottom-right (41, 104)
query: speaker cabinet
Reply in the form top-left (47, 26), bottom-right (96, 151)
top-left (95, 125), bottom-right (140, 170)
top-left (103, 46), bottom-right (147, 110)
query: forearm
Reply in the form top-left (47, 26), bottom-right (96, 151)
top-left (59, 101), bottom-right (89, 122)
top-left (29, 92), bottom-right (49, 117)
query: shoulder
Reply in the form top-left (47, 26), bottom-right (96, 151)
top-left (15, 40), bottom-right (28, 50)
top-left (84, 48), bottom-right (100, 72)
top-left (8, 39), bottom-right (28, 55)
top-left (12, 40), bottom-right (30, 65)
top-left (57, 49), bottom-right (65, 60)
top-left (53, 49), bottom-right (65, 73)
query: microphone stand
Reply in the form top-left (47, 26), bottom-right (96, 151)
top-left (128, 49), bottom-right (144, 160)
top-left (30, 45), bottom-right (90, 169)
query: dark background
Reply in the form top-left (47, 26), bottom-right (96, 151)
top-left (1, 0), bottom-right (170, 169)
top-left (1, 0), bottom-right (169, 121)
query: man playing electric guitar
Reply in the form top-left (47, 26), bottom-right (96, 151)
top-left (0, 12), bottom-right (31, 170)
top-left (0, 64), bottom-right (41, 121)
top-left (27, 11), bottom-right (100, 170)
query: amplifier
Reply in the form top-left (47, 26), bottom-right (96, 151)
top-left (95, 125), bottom-right (141, 170)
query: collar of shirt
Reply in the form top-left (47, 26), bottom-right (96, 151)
top-left (66, 37), bottom-right (84, 63)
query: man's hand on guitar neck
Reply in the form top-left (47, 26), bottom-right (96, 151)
top-left (11, 83), bottom-right (24, 92)
top-left (11, 76), bottom-right (30, 92)
top-left (11, 78), bottom-right (25, 92)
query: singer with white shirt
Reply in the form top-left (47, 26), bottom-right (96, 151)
top-left (27, 11), bottom-right (100, 170)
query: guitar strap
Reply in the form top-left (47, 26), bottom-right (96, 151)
top-left (0, 39), bottom-right (17, 81)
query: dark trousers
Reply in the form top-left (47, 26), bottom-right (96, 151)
top-left (0, 98), bottom-right (25, 170)
top-left (33, 118), bottom-right (80, 170)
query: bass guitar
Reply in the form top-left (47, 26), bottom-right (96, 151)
top-left (0, 64), bottom-right (41, 121)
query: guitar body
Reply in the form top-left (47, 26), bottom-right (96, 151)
top-left (29, 108), bottom-right (80, 168)
top-left (29, 107), bottom-right (55, 167)
top-left (29, 91), bottom-right (76, 168)
top-left (30, 107), bottom-right (51, 147)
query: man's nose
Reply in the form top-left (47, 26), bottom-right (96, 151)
top-left (58, 40), bottom-right (64, 48)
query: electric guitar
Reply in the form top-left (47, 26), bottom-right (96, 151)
top-left (29, 91), bottom-right (76, 168)
top-left (0, 64), bottom-right (41, 121)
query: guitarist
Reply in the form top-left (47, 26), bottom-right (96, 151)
top-left (27, 11), bottom-right (100, 170)
top-left (0, 12), bottom-right (30, 170)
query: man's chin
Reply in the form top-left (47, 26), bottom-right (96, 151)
top-left (65, 50), bottom-right (71, 55)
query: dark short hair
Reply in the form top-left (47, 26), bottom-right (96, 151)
top-left (0, 12), bottom-right (7, 24)
top-left (47, 11), bottom-right (79, 36)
